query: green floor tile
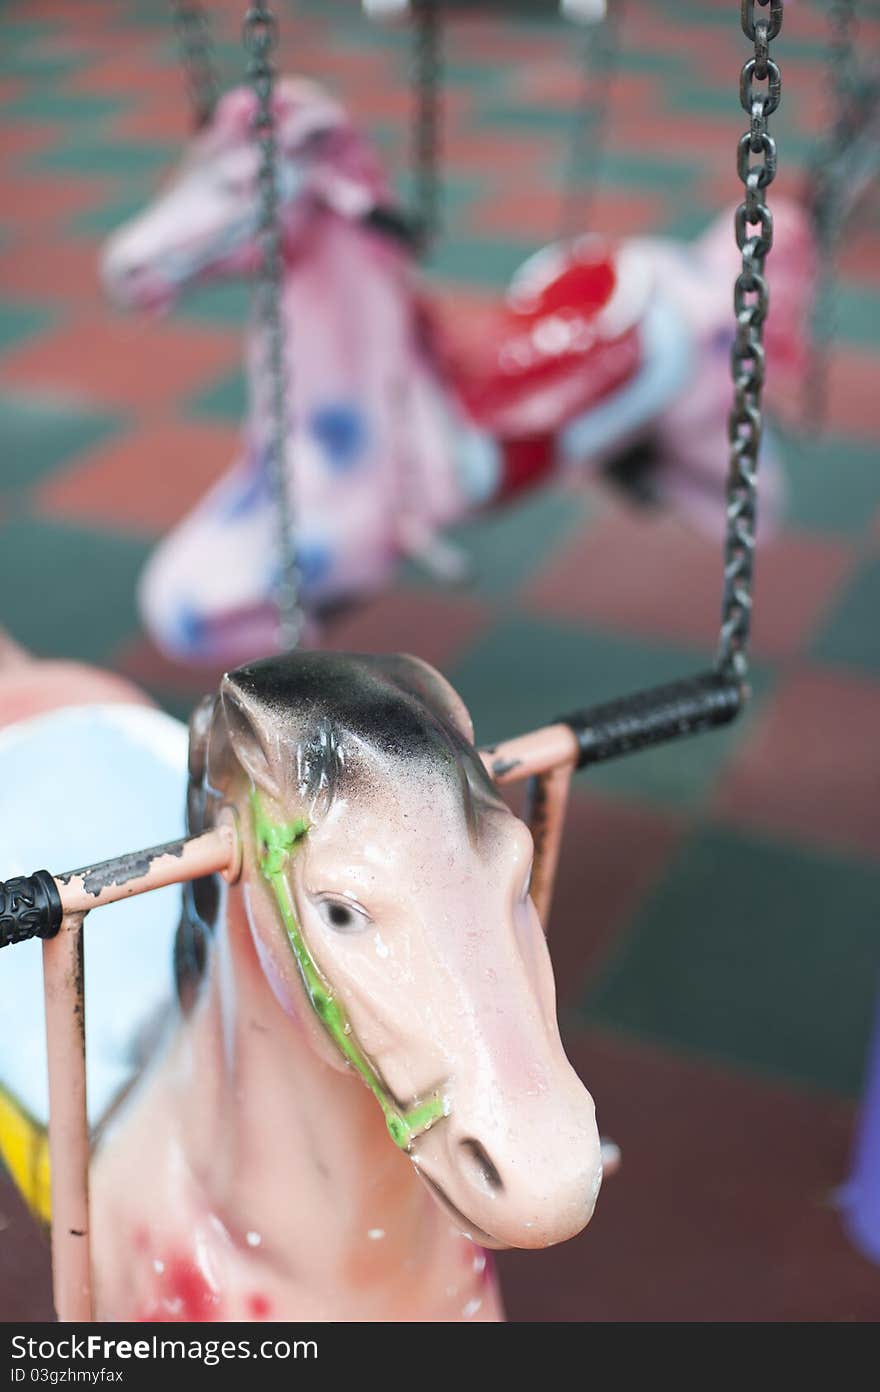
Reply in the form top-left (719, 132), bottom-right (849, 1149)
top-left (0, 390), bottom-right (124, 493)
top-left (0, 300), bottom-right (56, 355)
top-left (831, 285), bottom-right (880, 351)
top-left (449, 612), bottom-right (766, 807)
top-left (591, 149), bottom-right (698, 194)
top-left (67, 182), bottom-right (155, 239)
top-left (170, 281), bottom-right (252, 329)
top-left (607, 48), bottom-right (690, 77)
top-left (4, 91), bottom-right (135, 125)
top-left (781, 432), bottom-right (880, 537)
top-left (30, 139), bottom-right (177, 182)
top-left (0, 44), bottom-right (91, 84)
top-left (0, 514), bottom-right (150, 664)
top-left (811, 553), bottom-right (880, 676)
top-left (394, 170), bottom-right (486, 217)
top-left (409, 486), bottom-right (590, 599)
top-left (428, 232), bottom-right (541, 287)
top-left (186, 366), bottom-right (248, 422)
top-left (582, 827), bottom-right (880, 1097)
top-left (481, 103), bottom-right (597, 137)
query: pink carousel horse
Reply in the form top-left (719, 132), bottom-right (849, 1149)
top-left (0, 641), bottom-right (602, 1321)
top-left (101, 78), bottom-right (815, 664)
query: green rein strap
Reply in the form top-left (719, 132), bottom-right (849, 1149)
top-left (250, 790), bottom-right (446, 1150)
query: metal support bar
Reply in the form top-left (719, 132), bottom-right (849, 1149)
top-left (523, 763), bottom-right (574, 927)
top-left (43, 914), bottom-right (92, 1322)
top-left (0, 823), bottom-right (238, 949)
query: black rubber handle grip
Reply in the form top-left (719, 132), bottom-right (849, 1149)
top-left (560, 670), bottom-right (743, 770)
top-left (0, 871), bottom-right (63, 948)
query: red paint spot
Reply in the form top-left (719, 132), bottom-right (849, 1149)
top-left (163, 1257), bottom-right (222, 1321)
top-left (136, 1254), bottom-right (223, 1322)
top-left (247, 1293), bottom-right (271, 1319)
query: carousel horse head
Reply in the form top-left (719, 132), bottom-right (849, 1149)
top-left (189, 650), bottom-right (602, 1250)
top-left (100, 78), bottom-right (395, 311)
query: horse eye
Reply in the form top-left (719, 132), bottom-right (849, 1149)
top-left (317, 898), bottom-right (369, 934)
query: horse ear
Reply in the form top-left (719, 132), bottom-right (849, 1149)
top-left (375, 654), bottom-right (476, 744)
top-left (212, 676), bottom-right (284, 803)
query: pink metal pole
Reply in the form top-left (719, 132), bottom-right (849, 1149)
top-left (481, 723), bottom-right (579, 928)
top-left (42, 912), bottom-right (92, 1322)
top-left (37, 817), bottom-right (239, 1324)
top-left (482, 722), bottom-right (580, 787)
top-left (55, 822), bottom-right (238, 917)
top-left (523, 762), bottom-right (574, 927)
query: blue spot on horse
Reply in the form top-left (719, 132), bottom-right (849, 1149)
top-left (219, 453), bottom-right (272, 521)
top-left (270, 541), bottom-right (333, 600)
top-left (309, 403), bottom-right (368, 473)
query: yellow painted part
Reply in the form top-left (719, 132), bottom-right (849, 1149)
top-left (0, 1085), bottom-right (51, 1224)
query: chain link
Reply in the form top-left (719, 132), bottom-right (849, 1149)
top-left (171, 0), bottom-right (220, 131)
top-left (716, 0), bottom-right (783, 684)
top-left (243, 2), bottom-right (303, 651)
top-left (411, 0), bottom-right (442, 253)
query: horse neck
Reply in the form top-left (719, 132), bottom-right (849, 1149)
top-left (168, 884), bottom-right (438, 1266)
top-left (245, 210), bottom-right (424, 429)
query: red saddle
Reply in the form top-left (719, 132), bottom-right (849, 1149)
top-left (433, 237), bottom-right (651, 441)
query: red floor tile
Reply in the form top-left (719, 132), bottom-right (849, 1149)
top-left (110, 103), bottom-right (212, 147)
top-left (750, 533), bottom-right (856, 660)
top-left (67, 54), bottom-right (184, 104)
top-left (428, 126), bottom-right (551, 178)
top-left (840, 221), bottom-right (880, 291)
top-left (0, 312), bottom-right (239, 413)
top-left (525, 504), bottom-right (722, 647)
top-left (1, 120), bottom-right (69, 167)
top-left (36, 418), bottom-right (240, 533)
top-left (1, 174), bottom-right (112, 235)
top-left (322, 584), bottom-right (496, 678)
top-left (826, 346), bottom-right (880, 441)
top-left (713, 665), bottom-right (880, 861)
top-left (0, 238), bottom-right (104, 305)
top-left (546, 786), bottom-right (685, 1008)
top-left (498, 1027), bottom-right (878, 1321)
top-left (509, 64), bottom-right (664, 117)
top-left (469, 185), bottom-right (666, 241)
top-left (114, 632), bottom-right (226, 704)
top-left (525, 503), bottom-right (854, 662)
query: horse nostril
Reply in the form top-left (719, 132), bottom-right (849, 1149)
top-left (458, 1138), bottom-right (503, 1195)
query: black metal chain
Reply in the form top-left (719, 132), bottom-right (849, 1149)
top-left (171, 0), bottom-right (221, 131)
top-left (243, 2), bottom-right (303, 650)
top-left (716, 0), bottom-right (783, 686)
top-left (411, 0), bottom-right (442, 253)
top-left (559, 2), bottom-right (622, 243)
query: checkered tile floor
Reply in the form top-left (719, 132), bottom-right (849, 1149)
top-left (1, 0), bottom-right (879, 1321)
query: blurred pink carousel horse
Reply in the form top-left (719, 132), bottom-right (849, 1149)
top-left (101, 78), bottom-right (814, 664)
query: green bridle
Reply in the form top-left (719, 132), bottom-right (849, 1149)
top-left (250, 790), bottom-right (447, 1150)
